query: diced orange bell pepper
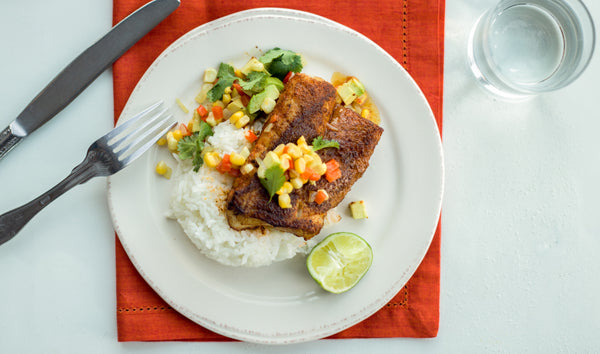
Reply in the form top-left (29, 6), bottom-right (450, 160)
top-left (212, 105), bottom-right (224, 120)
top-left (314, 189), bottom-right (329, 204)
top-left (244, 130), bottom-right (258, 143)
top-left (324, 159), bottom-right (342, 182)
top-left (216, 153), bottom-right (232, 173)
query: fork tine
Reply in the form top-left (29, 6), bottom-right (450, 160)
top-left (118, 117), bottom-right (176, 167)
top-left (113, 109), bottom-right (173, 157)
top-left (105, 101), bottom-right (163, 141)
top-left (110, 107), bottom-right (169, 151)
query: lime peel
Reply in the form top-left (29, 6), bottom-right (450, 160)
top-left (306, 232), bottom-right (373, 294)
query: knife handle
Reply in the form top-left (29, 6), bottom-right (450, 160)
top-left (0, 127), bottom-right (22, 160)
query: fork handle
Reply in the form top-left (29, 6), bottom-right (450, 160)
top-left (0, 157), bottom-right (97, 245)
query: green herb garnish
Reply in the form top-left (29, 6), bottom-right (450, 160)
top-left (311, 136), bottom-right (340, 151)
top-left (207, 63), bottom-right (237, 102)
top-left (259, 48), bottom-right (303, 80)
top-left (177, 121), bottom-right (214, 172)
top-left (259, 164), bottom-right (286, 202)
top-left (239, 71), bottom-right (268, 93)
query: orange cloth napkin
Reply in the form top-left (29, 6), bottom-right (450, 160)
top-left (113, 0), bottom-right (444, 341)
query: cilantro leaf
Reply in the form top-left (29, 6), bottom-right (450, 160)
top-left (311, 136), bottom-right (340, 151)
top-left (177, 122), bottom-right (214, 172)
top-left (195, 120), bottom-right (214, 141)
top-left (259, 164), bottom-right (286, 202)
top-left (239, 71), bottom-right (268, 93)
top-left (259, 48), bottom-right (303, 80)
top-left (207, 63), bottom-right (237, 102)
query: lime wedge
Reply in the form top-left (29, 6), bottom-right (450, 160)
top-left (306, 232), bottom-right (373, 294)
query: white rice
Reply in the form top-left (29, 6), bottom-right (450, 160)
top-left (167, 120), bottom-right (316, 267)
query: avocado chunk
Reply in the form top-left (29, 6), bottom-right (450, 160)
top-left (247, 84), bottom-right (280, 114)
top-left (337, 77), bottom-right (366, 105)
top-left (264, 76), bottom-right (285, 92)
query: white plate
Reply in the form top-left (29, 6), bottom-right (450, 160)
top-left (107, 8), bottom-right (444, 344)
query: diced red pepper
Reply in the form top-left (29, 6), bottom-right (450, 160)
top-left (232, 82), bottom-right (245, 95)
top-left (232, 82), bottom-right (251, 106)
top-left (179, 123), bottom-right (191, 137)
top-left (244, 130), bottom-right (258, 143)
top-left (216, 154), bottom-right (232, 173)
top-left (239, 93), bottom-right (250, 106)
top-left (211, 105), bottom-right (224, 120)
top-left (283, 71), bottom-right (293, 84)
top-left (196, 105), bottom-right (209, 119)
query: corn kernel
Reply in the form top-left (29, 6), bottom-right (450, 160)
top-left (294, 157), bottom-right (306, 174)
top-left (222, 93), bottom-right (232, 105)
top-left (230, 152), bottom-right (246, 166)
top-left (212, 100), bottom-right (224, 108)
top-left (273, 144), bottom-right (286, 156)
top-left (224, 86), bottom-right (232, 95)
top-left (302, 154), bottom-right (314, 165)
top-left (235, 115), bottom-right (250, 129)
top-left (277, 181), bottom-right (294, 195)
top-left (280, 154), bottom-right (292, 170)
top-left (167, 132), bottom-right (178, 152)
top-left (290, 177), bottom-right (304, 189)
top-left (308, 152), bottom-right (322, 166)
top-left (229, 111), bottom-right (245, 124)
top-left (361, 108), bottom-right (370, 119)
top-left (155, 161), bottom-right (169, 175)
top-left (172, 129), bottom-right (183, 141)
top-left (156, 137), bottom-right (167, 146)
top-left (286, 143), bottom-right (302, 159)
top-left (203, 152), bottom-right (220, 168)
top-left (297, 136), bottom-right (307, 146)
top-left (313, 163), bottom-right (327, 175)
top-left (299, 139), bottom-right (311, 153)
top-left (240, 163), bottom-right (255, 175)
top-left (278, 193), bottom-right (291, 208)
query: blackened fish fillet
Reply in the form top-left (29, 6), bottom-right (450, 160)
top-left (226, 74), bottom-right (383, 239)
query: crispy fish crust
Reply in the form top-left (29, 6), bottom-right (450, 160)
top-left (226, 74), bottom-right (383, 239)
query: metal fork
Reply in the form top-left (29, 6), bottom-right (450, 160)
top-left (0, 102), bottom-right (175, 245)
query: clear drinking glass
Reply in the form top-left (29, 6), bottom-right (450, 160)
top-left (468, 0), bottom-right (595, 99)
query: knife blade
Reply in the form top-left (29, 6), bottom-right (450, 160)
top-left (0, 0), bottom-right (180, 161)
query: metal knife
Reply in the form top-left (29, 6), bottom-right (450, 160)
top-left (0, 0), bottom-right (180, 161)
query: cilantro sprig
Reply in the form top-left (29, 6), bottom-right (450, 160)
top-left (206, 63), bottom-right (237, 102)
top-left (259, 165), bottom-right (286, 202)
top-left (311, 136), bottom-right (340, 151)
top-left (259, 48), bottom-right (303, 80)
top-left (177, 121), bottom-right (214, 172)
